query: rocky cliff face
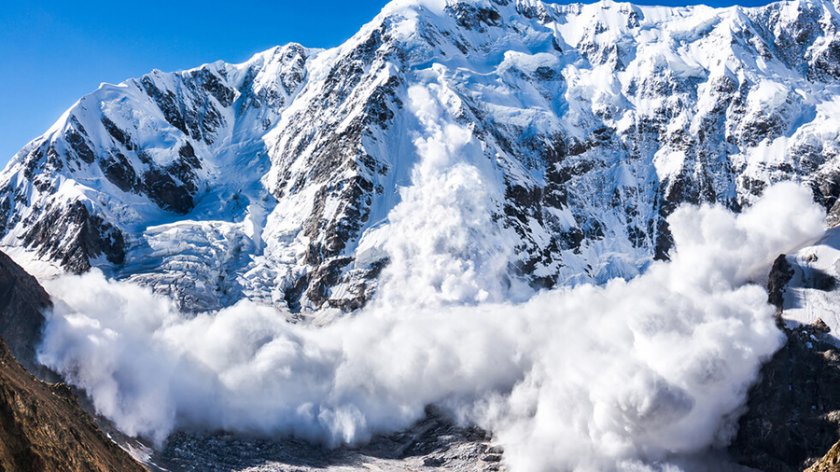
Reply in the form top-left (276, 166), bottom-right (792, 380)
top-left (0, 249), bottom-right (51, 377)
top-left (730, 319), bottom-right (840, 471)
top-left (3, 0), bottom-right (840, 313)
top-left (0, 339), bottom-right (146, 472)
top-left (728, 247), bottom-right (840, 471)
top-left (0, 249), bottom-right (146, 471)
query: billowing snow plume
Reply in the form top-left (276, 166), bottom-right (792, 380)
top-left (362, 85), bottom-right (531, 308)
top-left (37, 181), bottom-right (824, 471)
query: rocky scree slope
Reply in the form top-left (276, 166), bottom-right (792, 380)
top-left (0, 340), bottom-right (147, 472)
top-left (3, 0), bottom-right (840, 313)
top-left (0, 250), bottom-right (145, 472)
top-left (0, 250), bottom-right (51, 376)
top-left (153, 406), bottom-right (504, 472)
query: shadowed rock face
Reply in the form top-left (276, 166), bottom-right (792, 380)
top-left (21, 201), bottom-right (126, 275)
top-left (0, 340), bottom-right (146, 472)
top-left (0, 250), bottom-right (145, 471)
top-left (730, 320), bottom-right (840, 471)
top-left (767, 254), bottom-right (795, 314)
top-left (730, 256), bottom-right (840, 471)
top-left (0, 250), bottom-right (51, 375)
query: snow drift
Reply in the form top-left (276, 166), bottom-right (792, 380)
top-left (37, 180), bottom-right (824, 471)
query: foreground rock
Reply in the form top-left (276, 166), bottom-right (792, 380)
top-left (807, 440), bottom-right (840, 472)
top-left (730, 254), bottom-right (840, 471)
top-left (0, 339), bottom-right (146, 472)
top-left (0, 250), bottom-right (145, 470)
top-left (0, 250), bottom-right (51, 376)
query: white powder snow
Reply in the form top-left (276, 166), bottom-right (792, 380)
top-left (37, 180), bottom-right (823, 471)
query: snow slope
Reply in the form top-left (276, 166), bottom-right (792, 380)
top-left (2, 0), bottom-right (840, 312)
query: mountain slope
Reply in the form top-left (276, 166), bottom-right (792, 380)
top-left (0, 250), bottom-right (145, 471)
top-left (0, 339), bottom-right (147, 472)
top-left (2, 0), bottom-right (840, 312)
top-left (0, 249), bottom-right (52, 376)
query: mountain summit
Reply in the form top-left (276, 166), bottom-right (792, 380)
top-left (2, 0), bottom-right (839, 312)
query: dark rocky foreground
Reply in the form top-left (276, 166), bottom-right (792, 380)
top-left (730, 320), bottom-right (840, 471)
top-left (0, 339), bottom-right (146, 472)
top-left (730, 255), bottom-right (840, 471)
top-left (0, 251), bottom-right (146, 471)
top-left (0, 250), bottom-right (52, 377)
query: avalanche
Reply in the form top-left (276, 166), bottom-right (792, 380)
top-left (3, 0), bottom-right (840, 468)
top-left (38, 182), bottom-right (823, 471)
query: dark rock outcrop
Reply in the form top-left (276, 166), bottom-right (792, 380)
top-left (767, 254), bottom-right (795, 314)
top-left (0, 250), bottom-right (51, 376)
top-left (731, 319), bottom-right (840, 471)
top-left (0, 339), bottom-right (146, 472)
top-left (21, 201), bottom-right (126, 274)
top-left (0, 249), bottom-right (145, 471)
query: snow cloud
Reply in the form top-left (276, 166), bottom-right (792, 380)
top-left (35, 81), bottom-right (827, 471)
top-left (37, 181), bottom-right (824, 471)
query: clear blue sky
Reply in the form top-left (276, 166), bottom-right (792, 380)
top-left (0, 0), bottom-right (775, 166)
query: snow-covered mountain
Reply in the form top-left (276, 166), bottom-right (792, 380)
top-left (2, 0), bottom-right (840, 312)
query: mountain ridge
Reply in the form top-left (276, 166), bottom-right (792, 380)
top-left (2, 0), bottom-right (840, 313)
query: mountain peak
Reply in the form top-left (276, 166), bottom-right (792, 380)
top-left (1, 0), bottom-right (839, 312)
